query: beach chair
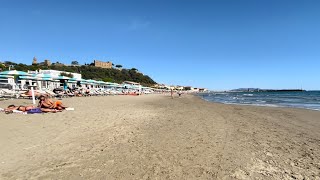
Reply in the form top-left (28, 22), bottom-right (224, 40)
top-left (44, 89), bottom-right (59, 98)
top-left (46, 89), bottom-right (67, 98)
top-left (1, 89), bottom-right (19, 98)
top-left (17, 90), bottom-right (32, 99)
top-left (65, 89), bottom-right (75, 97)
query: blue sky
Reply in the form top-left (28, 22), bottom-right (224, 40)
top-left (1, 0), bottom-right (320, 90)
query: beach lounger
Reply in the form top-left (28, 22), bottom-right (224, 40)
top-left (0, 89), bottom-right (19, 98)
top-left (18, 90), bottom-right (32, 99)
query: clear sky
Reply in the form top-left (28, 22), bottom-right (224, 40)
top-left (1, 0), bottom-right (320, 90)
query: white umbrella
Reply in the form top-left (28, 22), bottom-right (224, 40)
top-left (0, 70), bottom-right (31, 76)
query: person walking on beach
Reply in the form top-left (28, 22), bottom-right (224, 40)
top-left (171, 89), bottom-right (174, 99)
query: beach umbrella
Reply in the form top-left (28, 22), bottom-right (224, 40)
top-left (97, 81), bottom-right (106, 84)
top-left (0, 70), bottom-right (31, 76)
top-left (69, 77), bottom-right (79, 81)
top-left (19, 76), bottom-right (37, 80)
top-left (0, 75), bottom-right (14, 78)
top-left (107, 83), bottom-right (118, 87)
top-left (80, 79), bottom-right (91, 85)
top-left (33, 74), bottom-right (53, 79)
top-left (67, 78), bottom-right (78, 83)
top-left (86, 79), bottom-right (99, 85)
top-left (55, 76), bottom-right (71, 80)
top-left (38, 77), bottom-right (53, 81)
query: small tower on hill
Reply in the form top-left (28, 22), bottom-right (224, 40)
top-left (32, 57), bottom-right (38, 65)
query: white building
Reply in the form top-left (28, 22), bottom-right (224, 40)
top-left (33, 70), bottom-right (82, 80)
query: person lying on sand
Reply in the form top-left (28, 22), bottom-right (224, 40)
top-left (38, 95), bottom-right (67, 110)
top-left (4, 104), bottom-right (61, 113)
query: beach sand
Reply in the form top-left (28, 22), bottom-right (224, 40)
top-left (0, 94), bottom-right (319, 179)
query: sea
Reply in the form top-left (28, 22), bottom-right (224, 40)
top-left (198, 91), bottom-right (320, 111)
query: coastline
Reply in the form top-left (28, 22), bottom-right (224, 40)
top-left (1, 94), bottom-right (319, 179)
top-left (197, 91), bottom-right (320, 111)
top-left (199, 95), bottom-right (320, 112)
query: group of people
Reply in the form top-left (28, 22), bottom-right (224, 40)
top-left (170, 90), bottom-right (183, 99)
top-left (3, 95), bottom-right (67, 114)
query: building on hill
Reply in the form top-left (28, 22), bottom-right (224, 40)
top-left (51, 62), bottom-right (65, 66)
top-left (39, 60), bottom-right (51, 66)
top-left (153, 84), bottom-right (170, 89)
top-left (93, 60), bottom-right (112, 69)
top-left (32, 57), bottom-right (38, 65)
top-left (32, 57), bottom-right (52, 66)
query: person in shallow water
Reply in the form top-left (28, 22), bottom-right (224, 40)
top-left (38, 95), bottom-right (67, 110)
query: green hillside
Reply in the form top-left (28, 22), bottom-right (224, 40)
top-left (0, 62), bottom-right (157, 86)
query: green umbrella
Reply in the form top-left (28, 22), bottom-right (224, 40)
top-left (0, 70), bottom-right (30, 76)
top-left (55, 76), bottom-right (71, 80)
top-left (19, 76), bottom-right (37, 80)
top-left (33, 74), bottom-right (53, 79)
top-left (0, 75), bottom-right (14, 78)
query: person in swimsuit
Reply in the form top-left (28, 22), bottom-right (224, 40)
top-left (38, 95), bottom-right (67, 110)
top-left (4, 104), bottom-right (60, 113)
top-left (6, 104), bottom-right (35, 112)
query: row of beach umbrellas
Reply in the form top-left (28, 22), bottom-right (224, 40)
top-left (0, 70), bottom-right (120, 86)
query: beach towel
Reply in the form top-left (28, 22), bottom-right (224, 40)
top-left (6, 110), bottom-right (27, 114)
top-left (27, 108), bottom-right (42, 114)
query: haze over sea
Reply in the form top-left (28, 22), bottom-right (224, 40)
top-left (199, 91), bottom-right (320, 111)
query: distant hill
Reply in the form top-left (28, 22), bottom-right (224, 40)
top-left (1, 62), bottom-right (157, 86)
top-left (230, 88), bottom-right (305, 92)
top-left (230, 88), bottom-right (260, 92)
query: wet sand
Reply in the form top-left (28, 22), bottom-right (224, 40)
top-left (0, 94), bottom-right (319, 179)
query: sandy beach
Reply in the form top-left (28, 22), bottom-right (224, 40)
top-left (0, 94), bottom-right (319, 179)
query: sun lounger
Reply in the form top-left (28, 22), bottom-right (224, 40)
top-left (0, 89), bottom-right (19, 98)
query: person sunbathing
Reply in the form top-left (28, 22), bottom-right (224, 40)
top-left (4, 104), bottom-right (60, 113)
top-left (38, 95), bottom-right (67, 110)
top-left (25, 90), bottom-right (42, 98)
top-left (6, 104), bottom-right (36, 112)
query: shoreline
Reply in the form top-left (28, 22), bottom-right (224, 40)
top-left (200, 96), bottom-right (320, 112)
top-left (196, 92), bottom-right (320, 112)
top-left (1, 94), bottom-right (319, 179)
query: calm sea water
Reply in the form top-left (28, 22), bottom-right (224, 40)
top-left (199, 91), bottom-right (320, 111)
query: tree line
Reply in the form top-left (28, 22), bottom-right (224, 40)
top-left (0, 61), bottom-right (157, 87)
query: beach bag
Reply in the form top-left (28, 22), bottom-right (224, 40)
top-left (27, 108), bottom-right (42, 114)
